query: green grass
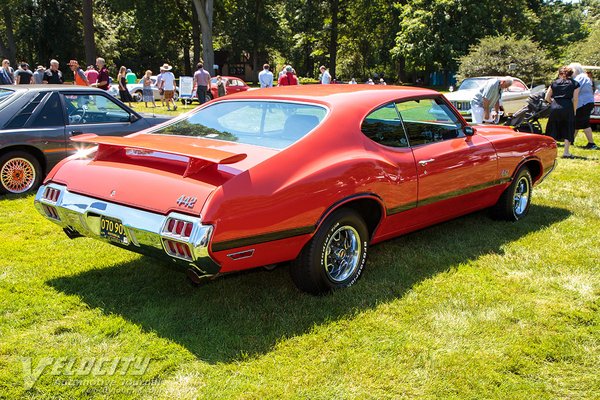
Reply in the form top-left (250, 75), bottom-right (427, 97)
top-left (1, 132), bottom-right (599, 399)
top-left (129, 100), bottom-right (195, 117)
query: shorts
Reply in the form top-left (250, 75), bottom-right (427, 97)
top-left (575, 102), bottom-right (593, 130)
top-left (163, 90), bottom-right (174, 100)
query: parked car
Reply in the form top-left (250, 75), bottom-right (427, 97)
top-left (0, 85), bottom-right (171, 194)
top-left (445, 76), bottom-right (545, 120)
top-left (591, 91), bottom-right (600, 129)
top-left (108, 76), bottom-right (179, 102)
top-left (181, 76), bottom-right (249, 104)
top-left (34, 85), bottom-right (557, 294)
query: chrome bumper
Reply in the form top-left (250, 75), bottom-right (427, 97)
top-left (34, 183), bottom-right (220, 275)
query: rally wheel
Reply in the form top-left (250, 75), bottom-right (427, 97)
top-left (492, 166), bottom-right (532, 221)
top-left (290, 208), bottom-right (369, 294)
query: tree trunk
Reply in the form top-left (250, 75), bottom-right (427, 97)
top-left (328, 0), bottom-right (339, 79)
top-left (191, 1), bottom-right (201, 64)
top-left (192, 0), bottom-right (214, 75)
top-left (2, 6), bottom-right (16, 64)
top-left (82, 0), bottom-right (96, 66)
top-left (183, 44), bottom-right (191, 76)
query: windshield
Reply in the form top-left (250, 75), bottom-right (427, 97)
top-left (0, 88), bottom-right (15, 104)
top-left (458, 79), bottom-right (487, 91)
top-left (153, 101), bottom-right (327, 149)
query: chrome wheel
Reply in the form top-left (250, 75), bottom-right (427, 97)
top-left (1, 157), bottom-right (36, 194)
top-left (513, 176), bottom-right (530, 217)
top-left (324, 225), bottom-right (362, 282)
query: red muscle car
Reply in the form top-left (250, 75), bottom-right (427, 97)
top-left (34, 85), bottom-right (557, 294)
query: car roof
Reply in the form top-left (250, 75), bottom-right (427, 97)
top-left (0, 84), bottom-right (113, 94)
top-left (217, 84), bottom-right (438, 109)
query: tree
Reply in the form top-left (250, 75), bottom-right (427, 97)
top-left (82, 0), bottom-right (96, 66)
top-left (192, 0), bottom-right (214, 73)
top-left (457, 35), bottom-right (553, 85)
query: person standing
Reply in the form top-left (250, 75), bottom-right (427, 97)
top-left (470, 77), bottom-right (513, 124)
top-left (159, 64), bottom-right (177, 111)
top-left (42, 59), bottom-right (64, 84)
top-left (15, 63), bottom-right (33, 84)
top-left (32, 66), bottom-right (45, 84)
top-left (91, 58), bottom-right (110, 90)
top-left (85, 65), bottom-right (98, 85)
top-left (569, 63), bottom-right (597, 150)
top-left (193, 62), bottom-right (212, 104)
top-left (156, 65), bottom-right (165, 107)
top-left (278, 65), bottom-right (298, 86)
top-left (142, 70), bottom-right (156, 108)
top-left (0, 59), bottom-right (15, 84)
top-left (349, 78), bottom-right (357, 84)
top-left (319, 65), bottom-right (331, 84)
top-left (258, 63), bottom-right (273, 88)
top-left (117, 66), bottom-right (133, 106)
top-left (68, 60), bottom-right (89, 86)
top-left (126, 68), bottom-right (137, 84)
top-left (545, 66), bottom-right (580, 158)
top-left (216, 75), bottom-right (226, 97)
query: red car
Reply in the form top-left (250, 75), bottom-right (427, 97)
top-left (591, 92), bottom-right (600, 128)
top-left (34, 85), bottom-right (557, 294)
top-left (182, 76), bottom-right (250, 104)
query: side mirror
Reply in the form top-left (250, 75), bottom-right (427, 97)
top-left (463, 126), bottom-right (475, 136)
top-left (129, 113), bottom-right (139, 123)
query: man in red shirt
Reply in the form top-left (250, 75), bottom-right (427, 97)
top-left (92, 57), bottom-right (109, 90)
top-left (85, 65), bottom-right (99, 85)
top-left (278, 65), bottom-right (298, 86)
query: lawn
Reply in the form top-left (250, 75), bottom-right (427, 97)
top-left (0, 132), bottom-right (599, 399)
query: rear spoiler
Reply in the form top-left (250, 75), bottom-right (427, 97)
top-left (71, 134), bottom-right (247, 177)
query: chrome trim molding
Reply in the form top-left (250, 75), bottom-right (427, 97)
top-left (34, 183), bottom-right (220, 275)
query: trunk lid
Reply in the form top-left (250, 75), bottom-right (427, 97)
top-left (50, 133), bottom-right (278, 215)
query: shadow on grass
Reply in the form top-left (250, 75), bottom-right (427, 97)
top-left (48, 204), bottom-right (570, 363)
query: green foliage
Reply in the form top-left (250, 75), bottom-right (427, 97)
top-left (457, 36), bottom-right (553, 84)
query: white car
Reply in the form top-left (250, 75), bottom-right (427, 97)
top-left (108, 76), bottom-right (179, 102)
top-left (445, 76), bottom-right (545, 120)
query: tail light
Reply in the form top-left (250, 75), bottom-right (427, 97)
top-left (43, 187), bottom-right (61, 202)
top-left (163, 239), bottom-right (193, 260)
top-left (163, 217), bottom-right (194, 238)
top-left (42, 204), bottom-right (60, 220)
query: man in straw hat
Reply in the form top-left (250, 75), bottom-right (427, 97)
top-left (159, 63), bottom-right (178, 111)
top-left (156, 64), bottom-right (166, 107)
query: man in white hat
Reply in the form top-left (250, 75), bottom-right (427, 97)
top-left (159, 64), bottom-right (177, 111)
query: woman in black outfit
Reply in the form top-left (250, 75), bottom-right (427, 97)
top-left (117, 66), bottom-right (133, 107)
top-left (545, 66), bottom-right (580, 158)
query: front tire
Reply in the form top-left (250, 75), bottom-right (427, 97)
top-left (492, 166), bottom-right (532, 221)
top-left (133, 91), bottom-right (143, 102)
top-left (290, 209), bottom-right (369, 294)
top-left (0, 151), bottom-right (42, 195)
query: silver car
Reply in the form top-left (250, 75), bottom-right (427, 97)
top-left (108, 76), bottom-right (179, 102)
top-left (445, 76), bottom-right (545, 120)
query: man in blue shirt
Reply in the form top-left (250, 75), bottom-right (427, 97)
top-left (319, 65), bottom-right (332, 84)
top-left (258, 64), bottom-right (273, 88)
top-left (471, 77), bottom-right (513, 123)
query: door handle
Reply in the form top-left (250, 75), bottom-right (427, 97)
top-left (70, 131), bottom-right (84, 136)
top-left (418, 158), bottom-right (435, 166)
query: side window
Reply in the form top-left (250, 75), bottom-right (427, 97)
top-left (396, 98), bottom-right (463, 146)
top-left (62, 94), bottom-right (131, 124)
top-left (5, 92), bottom-right (47, 129)
top-left (31, 93), bottom-right (65, 127)
top-left (361, 103), bottom-right (408, 148)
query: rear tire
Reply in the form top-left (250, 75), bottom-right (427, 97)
top-left (492, 166), bottom-right (532, 221)
top-left (0, 151), bottom-right (42, 195)
top-left (133, 91), bottom-right (143, 102)
top-left (290, 209), bottom-right (369, 294)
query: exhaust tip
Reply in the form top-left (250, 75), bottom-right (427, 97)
top-left (186, 267), bottom-right (215, 286)
top-left (63, 226), bottom-right (83, 239)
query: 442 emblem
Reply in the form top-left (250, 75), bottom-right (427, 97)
top-left (176, 195), bottom-right (197, 208)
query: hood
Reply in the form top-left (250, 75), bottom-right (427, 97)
top-left (47, 133), bottom-right (278, 215)
top-left (444, 89), bottom-right (479, 101)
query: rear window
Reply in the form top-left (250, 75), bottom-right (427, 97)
top-left (153, 101), bottom-right (327, 149)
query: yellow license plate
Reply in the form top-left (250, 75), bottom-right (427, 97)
top-left (100, 216), bottom-right (128, 245)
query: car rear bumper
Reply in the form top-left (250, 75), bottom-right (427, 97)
top-left (34, 183), bottom-right (220, 275)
